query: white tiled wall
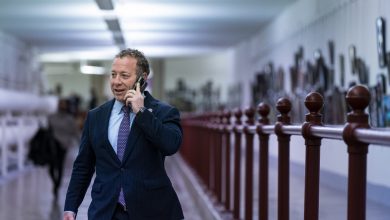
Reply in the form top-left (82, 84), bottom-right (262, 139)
top-left (233, 0), bottom-right (390, 188)
top-left (0, 31), bottom-right (44, 93)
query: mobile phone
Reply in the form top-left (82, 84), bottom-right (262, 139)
top-left (132, 75), bottom-right (147, 92)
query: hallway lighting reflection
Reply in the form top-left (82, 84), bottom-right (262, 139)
top-left (80, 65), bottom-right (105, 75)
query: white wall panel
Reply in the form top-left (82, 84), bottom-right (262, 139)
top-left (0, 31), bottom-right (43, 93)
top-left (234, 0), bottom-right (390, 187)
top-left (164, 50), bottom-right (235, 104)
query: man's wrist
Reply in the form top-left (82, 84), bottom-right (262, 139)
top-left (137, 106), bottom-right (146, 115)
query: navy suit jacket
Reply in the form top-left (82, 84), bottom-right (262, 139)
top-left (64, 91), bottom-right (184, 220)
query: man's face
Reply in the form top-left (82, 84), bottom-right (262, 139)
top-left (110, 56), bottom-right (138, 103)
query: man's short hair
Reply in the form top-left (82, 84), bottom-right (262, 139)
top-left (115, 48), bottom-right (150, 76)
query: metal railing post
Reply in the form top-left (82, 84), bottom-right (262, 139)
top-left (224, 110), bottom-right (232, 211)
top-left (257, 103), bottom-right (270, 220)
top-left (343, 85), bottom-right (370, 220)
top-left (302, 92), bottom-right (324, 220)
top-left (244, 107), bottom-right (255, 220)
top-left (275, 98), bottom-right (292, 220)
top-left (233, 109), bottom-right (243, 219)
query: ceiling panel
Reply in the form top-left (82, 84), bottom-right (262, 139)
top-left (0, 0), bottom-right (296, 61)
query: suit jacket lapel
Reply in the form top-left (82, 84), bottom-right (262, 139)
top-left (122, 91), bottom-right (157, 163)
top-left (99, 99), bottom-right (121, 164)
top-left (122, 123), bottom-right (142, 163)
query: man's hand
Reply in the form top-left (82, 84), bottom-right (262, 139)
top-left (125, 82), bottom-right (144, 113)
top-left (63, 211), bottom-right (75, 220)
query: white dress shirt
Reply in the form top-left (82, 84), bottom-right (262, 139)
top-left (108, 100), bottom-right (136, 153)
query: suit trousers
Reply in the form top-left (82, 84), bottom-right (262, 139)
top-left (112, 203), bottom-right (130, 220)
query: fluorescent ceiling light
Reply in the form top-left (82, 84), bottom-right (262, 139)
top-left (115, 3), bottom-right (196, 19)
top-left (39, 47), bottom-right (120, 62)
top-left (80, 65), bottom-right (106, 75)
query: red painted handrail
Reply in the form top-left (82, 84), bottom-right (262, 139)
top-left (180, 85), bottom-right (390, 220)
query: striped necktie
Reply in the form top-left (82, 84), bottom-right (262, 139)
top-left (117, 105), bottom-right (130, 206)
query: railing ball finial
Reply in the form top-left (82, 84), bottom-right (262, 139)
top-left (245, 107), bottom-right (256, 125)
top-left (257, 102), bottom-right (270, 124)
top-left (346, 85), bottom-right (370, 114)
top-left (224, 110), bottom-right (231, 125)
top-left (234, 108), bottom-right (243, 125)
top-left (205, 112), bottom-right (212, 122)
top-left (213, 112), bottom-right (219, 124)
top-left (258, 102), bottom-right (270, 118)
top-left (218, 111), bottom-right (224, 124)
top-left (305, 92), bottom-right (324, 114)
top-left (209, 112), bottom-right (215, 123)
top-left (276, 98), bottom-right (292, 116)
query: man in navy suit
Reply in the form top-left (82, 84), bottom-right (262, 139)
top-left (63, 48), bottom-right (184, 220)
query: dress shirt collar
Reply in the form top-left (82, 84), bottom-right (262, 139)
top-left (113, 100), bottom-right (125, 115)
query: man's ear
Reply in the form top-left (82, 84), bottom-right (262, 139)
top-left (142, 72), bottom-right (148, 80)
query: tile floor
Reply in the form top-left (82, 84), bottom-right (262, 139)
top-left (0, 148), bottom-right (205, 220)
top-left (0, 147), bottom-right (389, 220)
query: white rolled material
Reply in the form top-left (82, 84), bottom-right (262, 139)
top-left (0, 88), bottom-right (58, 114)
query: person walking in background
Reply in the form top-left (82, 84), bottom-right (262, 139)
top-left (63, 48), bottom-right (184, 220)
top-left (88, 87), bottom-right (98, 109)
top-left (68, 92), bottom-right (82, 117)
top-left (48, 98), bottom-right (80, 200)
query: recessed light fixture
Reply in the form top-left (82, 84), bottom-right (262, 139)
top-left (80, 64), bottom-right (106, 75)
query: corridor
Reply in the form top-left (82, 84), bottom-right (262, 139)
top-left (0, 146), bottom-right (210, 220)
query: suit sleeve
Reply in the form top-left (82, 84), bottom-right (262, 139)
top-left (64, 112), bottom-right (96, 213)
top-left (134, 106), bottom-right (182, 156)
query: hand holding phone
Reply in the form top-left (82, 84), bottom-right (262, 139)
top-left (125, 75), bottom-right (147, 111)
top-left (133, 75), bottom-right (147, 92)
